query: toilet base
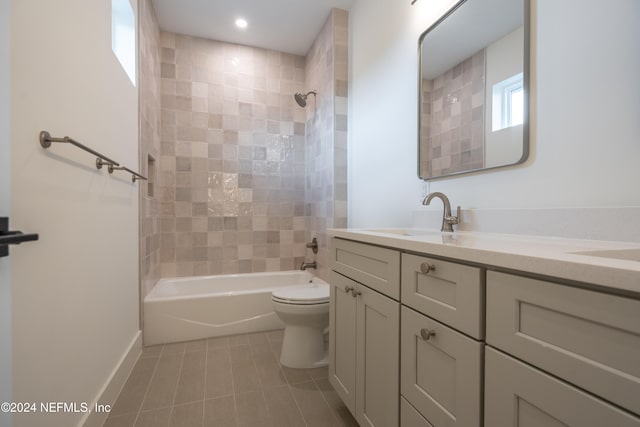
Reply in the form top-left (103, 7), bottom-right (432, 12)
top-left (279, 325), bottom-right (328, 369)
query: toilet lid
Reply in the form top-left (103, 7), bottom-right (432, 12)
top-left (272, 283), bottom-right (330, 304)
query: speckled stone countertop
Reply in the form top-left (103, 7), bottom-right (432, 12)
top-left (327, 228), bottom-right (640, 296)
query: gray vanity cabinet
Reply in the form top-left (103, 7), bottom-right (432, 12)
top-left (400, 306), bottom-right (482, 427)
top-left (401, 253), bottom-right (484, 339)
top-left (329, 234), bottom-right (640, 427)
top-left (329, 239), bottom-right (401, 427)
top-left (485, 271), bottom-right (640, 425)
top-left (329, 271), bottom-right (358, 411)
top-left (400, 253), bottom-right (485, 427)
top-left (485, 347), bottom-right (640, 427)
top-left (486, 271), bottom-right (640, 416)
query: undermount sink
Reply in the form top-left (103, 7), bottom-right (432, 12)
top-left (571, 248), bottom-right (640, 263)
top-left (363, 228), bottom-right (445, 237)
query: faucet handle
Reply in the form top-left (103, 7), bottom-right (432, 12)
top-left (445, 206), bottom-right (461, 225)
top-left (306, 237), bottom-right (318, 254)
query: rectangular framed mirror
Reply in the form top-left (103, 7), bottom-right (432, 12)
top-left (419, 0), bottom-right (530, 179)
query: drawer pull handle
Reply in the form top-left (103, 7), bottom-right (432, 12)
top-left (420, 328), bottom-right (436, 340)
top-left (420, 262), bottom-right (436, 274)
top-left (344, 286), bottom-right (354, 295)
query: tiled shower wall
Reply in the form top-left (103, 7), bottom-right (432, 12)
top-left (139, 0), bottom-right (161, 296)
top-left (157, 33), bottom-right (309, 277)
top-left (304, 9), bottom-right (348, 281)
top-left (420, 79), bottom-right (432, 177)
top-left (421, 49), bottom-right (485, 177)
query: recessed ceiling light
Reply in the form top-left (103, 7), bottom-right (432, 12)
top-left (235, 18), bottom-right (248, 29)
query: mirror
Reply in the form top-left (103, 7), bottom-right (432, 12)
top-left (418, 0), bottom-right (529, 179)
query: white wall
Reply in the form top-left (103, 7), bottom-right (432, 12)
top-left (485, 27), bottom-right (524, 168)
top-left (349, 0), bottom-right (640, 227)
top-left (10, 0), bottom-right (140, 426)
top-left (1, 0), bottom-right (12, 425)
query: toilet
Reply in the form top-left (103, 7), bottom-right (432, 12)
top-left (271, 282), bottom-right (330, 369)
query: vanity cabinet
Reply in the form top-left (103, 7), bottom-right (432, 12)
top-left (486, 271), bottom-right (640, 424)
top-left (329, 234), bottom-right (640, 427)
top-left (485, 347), bottom-right (640, 427)
top-left (400, 306), bottom-right (482, 427)
top-left (401, 253), bottom-right (484, 339)
top-left (329, 239), bottom-right (401, 427)
top-left (400, 253), bottom-right (485, 427)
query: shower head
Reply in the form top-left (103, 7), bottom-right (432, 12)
top-left (294, 91), bottom-right (317, 108)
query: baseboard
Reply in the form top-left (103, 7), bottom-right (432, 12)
top-left (79, 331), bottom-right (142, 427)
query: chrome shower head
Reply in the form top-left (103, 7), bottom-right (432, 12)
top-left (294, 90), bottom-right (317, 108)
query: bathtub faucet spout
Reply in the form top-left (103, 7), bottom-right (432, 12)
top-left (300, 261), bottom-right (317, 271)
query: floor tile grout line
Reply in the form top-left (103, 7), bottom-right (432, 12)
top-left (201, 338), bottom-right (208, 427)
top-left (130, 344), bottom-right (164, 426)
top-left (312, 376), bottom-right (343, 426)
top-left (246, 333), bottom-right (272, 426)
top-left (225, 337), bottom-right (239, 426)
top-left (253, 332), bottom-right (282, 427)
top-left (114, 333), bottom-right (355, 427)
top-left (167, 346), bottom-right (187, 426)
top-left (267, 332), bottom-right (309, 427)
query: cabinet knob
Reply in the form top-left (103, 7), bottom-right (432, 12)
top-left (352, 290), bottom-right (362, 298)
top-left (420, 262), bottom-right (436, 274)
top-left (344, 286), bottom-right (354, 295)
top-left (420, 328), bottom-right (436, 340)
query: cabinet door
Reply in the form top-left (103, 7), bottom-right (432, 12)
top-left (329, 271), bottom-right (358, 414)
top-left (356, 284), bottom-right (400, 427)
top-left (485, 347), bottom-right (640, 427)
top-left (401, 397), bottom-right (435, 427)
top-left (401, 307), bottom-right (482, 427)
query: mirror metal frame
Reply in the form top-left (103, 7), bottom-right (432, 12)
top-left (417, 0), bottom-right (531, 180)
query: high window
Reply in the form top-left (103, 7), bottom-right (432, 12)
top-left (111, 0), bottom-right (136, 85)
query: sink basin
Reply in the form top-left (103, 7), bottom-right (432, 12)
top-left (363, 228), bottom-right (444, 237)
top-left (571, 248), bottom-right (640, 262)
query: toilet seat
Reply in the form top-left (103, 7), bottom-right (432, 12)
top-left (272, 283), bottom-right (330, 305)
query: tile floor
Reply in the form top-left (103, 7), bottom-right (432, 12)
top-left (104, 330), bottom-right (358, 427)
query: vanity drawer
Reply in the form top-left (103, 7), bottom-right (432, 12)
top-left (401, 306), bottom-right (482, 427)
top-left (487, 271), bottom-right (640, 416)
top-left (330, 238), bottom-right (401, 300)
top-left (401, 253), bottom-right (484, 339)
top-left (486, 347), bottom-right (640, 427)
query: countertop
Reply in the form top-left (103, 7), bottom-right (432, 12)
top-left (327, 228), bottom-right (640, 296)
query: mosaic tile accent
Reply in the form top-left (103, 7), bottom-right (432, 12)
top-left (139, 0), bottom-right (162, 297)
top-left (421, 49), bottom-right (485, 177)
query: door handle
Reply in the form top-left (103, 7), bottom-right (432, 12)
top-left (0, 231), bottom-right (40, 245)
top-left (0, 217), bottom-right (39, 257)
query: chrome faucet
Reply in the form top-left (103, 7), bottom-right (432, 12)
top-left (422, 192), bottom-right (461, 232)
top-left (300, 261), bottom-right (317, 271)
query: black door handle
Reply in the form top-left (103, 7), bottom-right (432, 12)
top-left (0, 231), bottom-right (40, 245)
top-left (0, 217), bottom-right (39, 257)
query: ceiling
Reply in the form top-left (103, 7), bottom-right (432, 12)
top-left (421, 0), bottom-right (524, 79)
top-left (151, 0), bottom-right (355, 56)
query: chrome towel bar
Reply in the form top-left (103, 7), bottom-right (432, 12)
top-left (39, 130), bottom-right (147, 183)
top-left (96, 158), bottom-right (147, 182)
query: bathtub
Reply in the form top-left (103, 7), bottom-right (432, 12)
top-left (143, 270), bottom-right (326, 346)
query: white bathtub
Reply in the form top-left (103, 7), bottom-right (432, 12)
top-left (143, 270), bottom-right (326, 346)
